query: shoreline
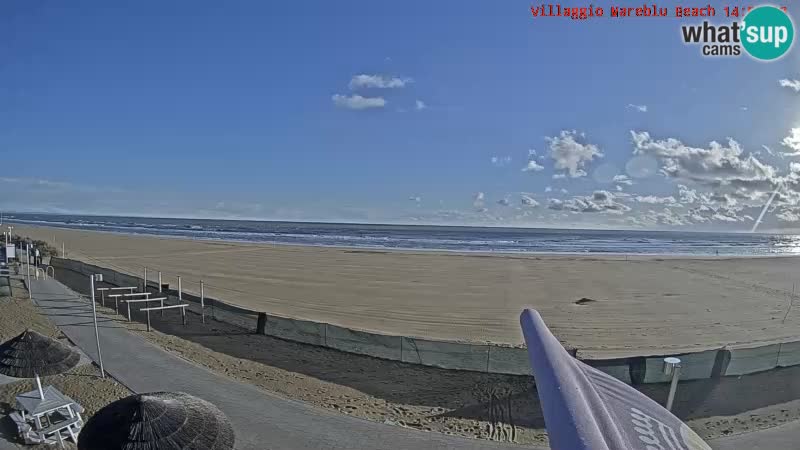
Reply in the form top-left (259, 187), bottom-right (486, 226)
top-left (9, 221), bottom-right (800, 260)
top-left (13, 223), bottom-right (800, 353)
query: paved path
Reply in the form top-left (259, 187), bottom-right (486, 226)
top-left (709, 421), bottom-right (800, 450)
top-left (20, 277), bottom-right (800, 450)
top-left (28, 278), bottom-right (529, 450)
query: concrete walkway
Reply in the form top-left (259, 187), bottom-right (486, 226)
top-left (20, 277), bottom-right (800, 450)
top-left (709, 420), bottom-right (800, 450)
top-left (28, 278), bottom-right (529, 450)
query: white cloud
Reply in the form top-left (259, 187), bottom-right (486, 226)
top-left (712, 212), bottom-right (739, 222)
top-left (777, 207), bottom-right (800, 222)
top-left (560, 188), bottom-right (568, 194)
top-left (612, 174), bottom-right (633, 186)
top-left (522, 159), bottom-right (544, 172)
top-left (332, 94), bottom-right (386, 110)
top-left (779, 79), bottom-right (800, 92)
top-left (631, 131), bottom-right (779, 203)
top-left (647, 208), bottom-right (690, 226)
top-left (521, 149), bottom-right (544, 172)
top-left (415, 99), bottom-right (427, 110)
top-left (762, 145), bottom-right (775, 156)
top-left (544, 186), bottom-right (553, 193)
top-left (552, 173), bottom-right (567, 180)
top-left (781, 128), bottom-right (800, 156)
top-left (677, 184), bottom-right (700, 204)
top-left (491, 155), bottom-right (512, 167)
top-left (548, 190), bottom-right (630, 214)
top-left (349, 74), bottom-right (412, 90)
top-left (497, 198), bottom-right (511, 206)
top-left (546, 130), bottom-right (603, 178)
top-left (635, 195), bottom-right (677, 205)
top-left (0, 177), bottom-right (75, 190)
top-left (616, 185), bottom-right (623, 192)
top-left (520, 194), bottom-right (539, 207)
top-left (409, 195), bottom-right (421, 203)
top-left (740, 106), bottom-right (748, 111)
top-left (627, 104), bottom-right (648, 113)
top-left (473, 192), bottom-right (485, 208)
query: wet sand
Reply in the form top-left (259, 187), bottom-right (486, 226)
top-left (15, 224), bottom-right (800, 358)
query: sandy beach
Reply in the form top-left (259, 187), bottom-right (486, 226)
top-left (48, 261), bottom-right (800, 445)
top-left (15, 224), bottom-right (800, 357)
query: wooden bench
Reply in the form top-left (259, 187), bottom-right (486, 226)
top-left (35, 415), bottom-right (80, 446)
top-left (123, 297), bottom-right (167, 322)
top-left (107, 294), bottom-right (124, 313)
top-left (96, 286), bottom-right (137, 306)
top-left (140, 303), bottom-right (189, 331)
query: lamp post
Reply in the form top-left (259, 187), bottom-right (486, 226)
top-left (663, 357), bottom-right (682, 411)
top-left (90, 273), bottom-right (105, 378)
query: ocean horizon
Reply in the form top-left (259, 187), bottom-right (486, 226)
top-left (5, 212), bottom-right (800, 256)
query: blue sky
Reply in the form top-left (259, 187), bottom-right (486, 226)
top-left (3, 0), bottom-right (800, 230)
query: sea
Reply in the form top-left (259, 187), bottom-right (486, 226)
top-left (5, 213), bottom-right (800, 256)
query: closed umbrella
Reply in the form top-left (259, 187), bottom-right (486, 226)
top-left (0, 329), bottom-right (81, 399)
top-left (78, 391), bottom-right (235, 450)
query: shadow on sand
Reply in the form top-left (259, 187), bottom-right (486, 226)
top-left (51, 267), bottom-right (800, 429)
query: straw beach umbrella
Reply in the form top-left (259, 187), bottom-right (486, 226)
top-left (78, 391), bottom-right (235, 450)
top-left (0, 329), bottom-right (81, 399)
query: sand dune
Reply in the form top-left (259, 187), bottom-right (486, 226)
top-left (16, 224), bottom-right (800, 358)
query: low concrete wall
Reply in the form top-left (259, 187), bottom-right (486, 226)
top-left (401, 337), bottom-right (489, 372)
top-left (778, 341), bottom-right (800, 367)
top-left (265, 315), bottom-right (326, 346)
top-left (47, 257), bottom-right (800, 383)
top-left (325, 324), bottom-right (402, 360)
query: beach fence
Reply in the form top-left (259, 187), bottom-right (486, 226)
top-left (49, 257), bottom-right (259, 332)
top-left (45, 256), bottom-right (800, 384)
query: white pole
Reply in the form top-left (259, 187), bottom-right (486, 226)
top-left (666, 368), bottom-right (680, 410)
top-left (35, 374), bottom-right (44, 400)
top-left (90, 275), bottom-right (105, 378)
top-left (26, 243), bottom-right (31, 300)
top-left (158, 271), bottom-right (162, 293)
top-left (143, 267), bottom-right (148, 291)
top-left (178, 276), bottom-right (182, 302)
top-left (663, 357), bottom-right (681, 411)
top-left (200, 280), bottom-right (205, 324)
top-left (61, 243), bottom-right (65, 258)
